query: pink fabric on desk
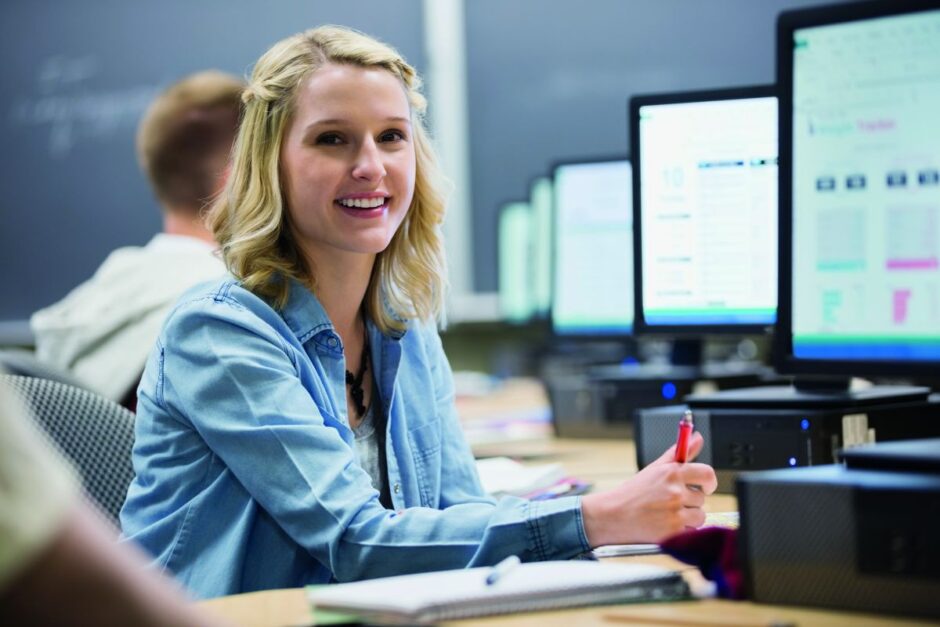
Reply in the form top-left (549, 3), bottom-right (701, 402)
top-left (659, 526), bottom-right (744, 599)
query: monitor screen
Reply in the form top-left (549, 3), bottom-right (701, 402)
top-left (631, 86), bottom-right (778, 334)
top-left (530, 177), bottom-right (554, 317)
top-left (498, 201), bottom-right (536, 323)
top-left (777, 1), bottom-right (940, 376)
top-left (551, 159), bottom-right (633, 336)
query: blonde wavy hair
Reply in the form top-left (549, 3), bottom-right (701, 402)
top-left (208, 25), bottom-right (447, 335)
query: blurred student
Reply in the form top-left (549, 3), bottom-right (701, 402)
top-left (30, 70), bottom-right (243, 408)
top-left (0, 377), bottom-right (231, 626)
top-left (121, 26), bottom-right (716, 600)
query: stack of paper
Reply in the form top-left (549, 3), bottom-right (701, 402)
top-left (475, 456), bottom-right (566, 498)
top-left (591, 511), bottom-right (741, 558)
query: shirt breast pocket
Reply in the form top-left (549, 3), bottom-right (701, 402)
top-left (407, 420), bottom-right (442, 508)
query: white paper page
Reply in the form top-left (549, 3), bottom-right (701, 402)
top-left (474, 457), bottom-right (565, 496)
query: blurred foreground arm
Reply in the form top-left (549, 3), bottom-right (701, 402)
top-left (0, 379), bottom-right (230, 627)
top-left (1, 502), bottom-right (231, 627)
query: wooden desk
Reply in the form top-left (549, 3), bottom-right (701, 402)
top-left (461, 378), bottom-right (661, 495)
top-left (199, 561), bottom-right (935, 627)
top-left (197, 434), bottom-right (935, 627)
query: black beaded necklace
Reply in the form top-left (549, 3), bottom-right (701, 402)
top-left (345, 340), bottom-right (370, 419)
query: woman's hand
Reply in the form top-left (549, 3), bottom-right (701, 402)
top-left (580, 432), bottom-right (718, 546)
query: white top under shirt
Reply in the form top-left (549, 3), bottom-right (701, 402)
top-left (351, 402), bottom-right (386, 499)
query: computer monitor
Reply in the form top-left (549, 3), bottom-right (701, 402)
top-left (550, 158), bottom-right (634, 337)
top-left (632, 85), bottom-right (779, 338)
top-left (498, 201), bottom-right (536, 323)
top-left (530, 177), bottom-right (554, 318)
top-left (775, 0), bottom-right (940, 382)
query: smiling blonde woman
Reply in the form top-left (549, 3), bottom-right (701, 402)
top-left (120, 25), bottom-right (717, 600)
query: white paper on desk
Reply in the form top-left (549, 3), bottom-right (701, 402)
top-left (703, 511), bottom-right (739, 529)
top-left (308, 560), bottom-right (689, 625)
top-left (592, 512), bottom-right (740, 558)
top-left (592, 544), bottom-right (661, 557)
top-left (474, 456), bottom-right (565, 497)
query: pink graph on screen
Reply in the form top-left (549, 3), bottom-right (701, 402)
top-left (885, 204), bottom-right (938, 272)
top-left (886, 257), bottom-right (939, 270)
top-left (893, 289), bottom-right (912, 325)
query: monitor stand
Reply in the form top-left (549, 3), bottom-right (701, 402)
top-left (588, 336), bottom-right (770, 388)
top-left (686, 375), bottom-right (931, 410)
top-left (669, 338), bottom-right (703, 368)
top-left (549, 341), bottom-right (769, 438)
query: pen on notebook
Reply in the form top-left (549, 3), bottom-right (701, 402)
top-left (485, 555), bottom-right (521, 586)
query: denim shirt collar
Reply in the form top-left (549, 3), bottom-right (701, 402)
top-left (279, 277), bottom-right (335, 345)
top-left (276, 277), bottom-right (406, 424)
top-left (279, 276), bottom-right (409, 344)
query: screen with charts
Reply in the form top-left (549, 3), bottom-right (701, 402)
top-left (551, 159), bottom-right (633, 336)
top-left (634, 89), bottom-right (778, 331)
top-left (790, 8), bottom-right (940, 363)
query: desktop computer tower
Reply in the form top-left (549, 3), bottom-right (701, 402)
top-left (738, 439), bottom-right (940, 619)
top-left (547, 370), bottom-right (694, 439)
top-left (635, 397), bottom-right (940, 492)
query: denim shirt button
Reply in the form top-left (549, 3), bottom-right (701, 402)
top-left (393, 483), bottom-right (401, 494)
top-left (327, 336), bottom-right (338, 348)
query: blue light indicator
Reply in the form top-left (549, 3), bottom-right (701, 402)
top-left (661, 382), bottom-right (677, 400)
top-left (800, 419), bottom-right (810, 431)
top-left (788, 457), bottom-right (797, 467)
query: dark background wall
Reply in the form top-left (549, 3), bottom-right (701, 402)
top-left (1, 0), bottom-right (849, 339)
top-left (0, 0), bottom-right (424, 339)
top-left (464, 0), bottom-right (846, 292)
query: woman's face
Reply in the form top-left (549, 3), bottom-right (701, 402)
top-left (280, 63), bottom-right (416, 267)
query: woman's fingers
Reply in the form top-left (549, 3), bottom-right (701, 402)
top-left (685, 431), bottom-right (705, 460)
top-left (682, 486), bottom-right (706, 509)
top-left (682, 462), bottom-right (718, 494)
top-left (681, 505), bottom-right (707, 529)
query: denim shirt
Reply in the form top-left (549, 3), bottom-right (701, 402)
top-left (120, 278), bottom-right (589, 599)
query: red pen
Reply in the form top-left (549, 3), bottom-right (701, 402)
top-left (674, 410), bottom-right (694, 463)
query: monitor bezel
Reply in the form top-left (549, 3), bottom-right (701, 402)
top-left (525, 173), bottom-right (557, 322)
top-left (630, 84), bottom-right (778, 336)
top-left (496, 196), bottom-right (536, 325)
top-left (774, 0), bottom-right (940, 378)
top-left (548, 154), bottom-right (636, 340)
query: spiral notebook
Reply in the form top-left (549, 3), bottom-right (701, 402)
top-left (307, 560), bottom-right (690, 624)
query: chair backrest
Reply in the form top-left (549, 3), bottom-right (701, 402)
top-left (0, 348), bottom-right (90, 390)
top-left (0, 374), bottom-right (136, 525)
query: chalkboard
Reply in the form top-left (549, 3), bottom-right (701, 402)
top-left (0, 0), bottom-right (424, 342)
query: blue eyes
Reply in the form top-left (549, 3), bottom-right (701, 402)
top-left (380, 130), bottom-right (405, 142)
top-left (315, 133), bottom-right (343, 145)
top-left (314, 130), bottom-right (406, 145)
